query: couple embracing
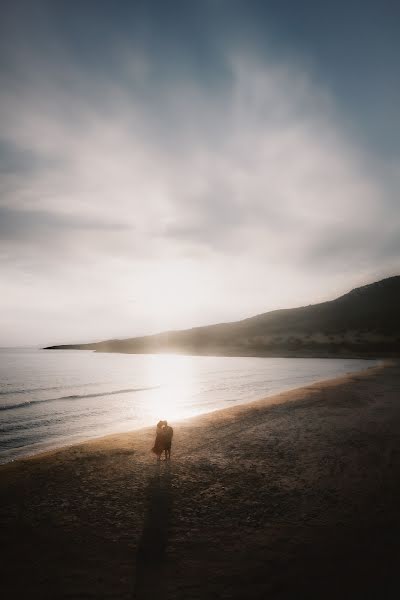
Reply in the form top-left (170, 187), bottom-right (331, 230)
top-left (151, 420), bottom-right (173, 461)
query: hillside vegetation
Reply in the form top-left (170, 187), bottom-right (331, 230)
top-left (45, 276), bottom-right (400, 357)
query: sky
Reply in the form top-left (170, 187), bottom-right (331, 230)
top-left (1, 0), bottom-right (399, 346)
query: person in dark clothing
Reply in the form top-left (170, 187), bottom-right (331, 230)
top-left (151, 421), bottom-right (166, 461)
top-left (163, 421), bottom-right (173, 460)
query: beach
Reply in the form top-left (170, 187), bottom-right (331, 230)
top-left (2, 360), bottom-right (400, 599)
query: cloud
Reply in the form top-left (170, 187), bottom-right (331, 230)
top-left (0, 206), bottom-right (130, 239)
top-left (0, 18), bottom-right (399, 344)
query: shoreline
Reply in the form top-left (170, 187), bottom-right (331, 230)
top-left (44, 345), bottom-right (397, 360)
top-left (1, 357), bottom-right (382, 467)
top-left (2, 359), bottom-right (400, 599)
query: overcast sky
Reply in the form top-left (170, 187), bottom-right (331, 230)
top-left (1, 0), bottom-right (399, 346)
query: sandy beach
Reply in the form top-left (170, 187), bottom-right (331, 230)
top-left (2, 360), bottom-right (400, 599)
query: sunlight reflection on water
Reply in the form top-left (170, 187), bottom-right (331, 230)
top-left (141, 354), bottom-right (199, 423)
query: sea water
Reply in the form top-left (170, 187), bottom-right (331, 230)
top-left (0, 348), bottom-right (377, 463)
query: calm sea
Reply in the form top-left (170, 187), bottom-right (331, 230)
top-left (0, 348), bottom-right (377, 463)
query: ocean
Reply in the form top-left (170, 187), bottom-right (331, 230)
top-left (0, 348), bottom-right (377, 463)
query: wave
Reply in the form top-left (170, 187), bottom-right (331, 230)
top-left (0, 386), bottom-right (158, 412)
top-left (0, 382), bottom-right (106, 396)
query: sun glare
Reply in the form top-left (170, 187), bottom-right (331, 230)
top-left (143, 354), bottom-right (199, 423)
top-left (141, 260), bottom-right (206, 330)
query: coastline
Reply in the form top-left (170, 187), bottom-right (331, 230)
top-left (2, 359), bottom-right (400, 599)
top-left (44, 344), bottom-right (397, 360)
top-left (1, 356), bottom-right (381, 466)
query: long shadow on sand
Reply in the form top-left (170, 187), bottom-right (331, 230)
top-left (133, 461), bottom-right (173, 599)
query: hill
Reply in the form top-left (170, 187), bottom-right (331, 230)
top-left (45, 276), bottom-right (400, 357)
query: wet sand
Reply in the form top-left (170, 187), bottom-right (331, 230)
top-left (2, 361), bottom-right (400, 599)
